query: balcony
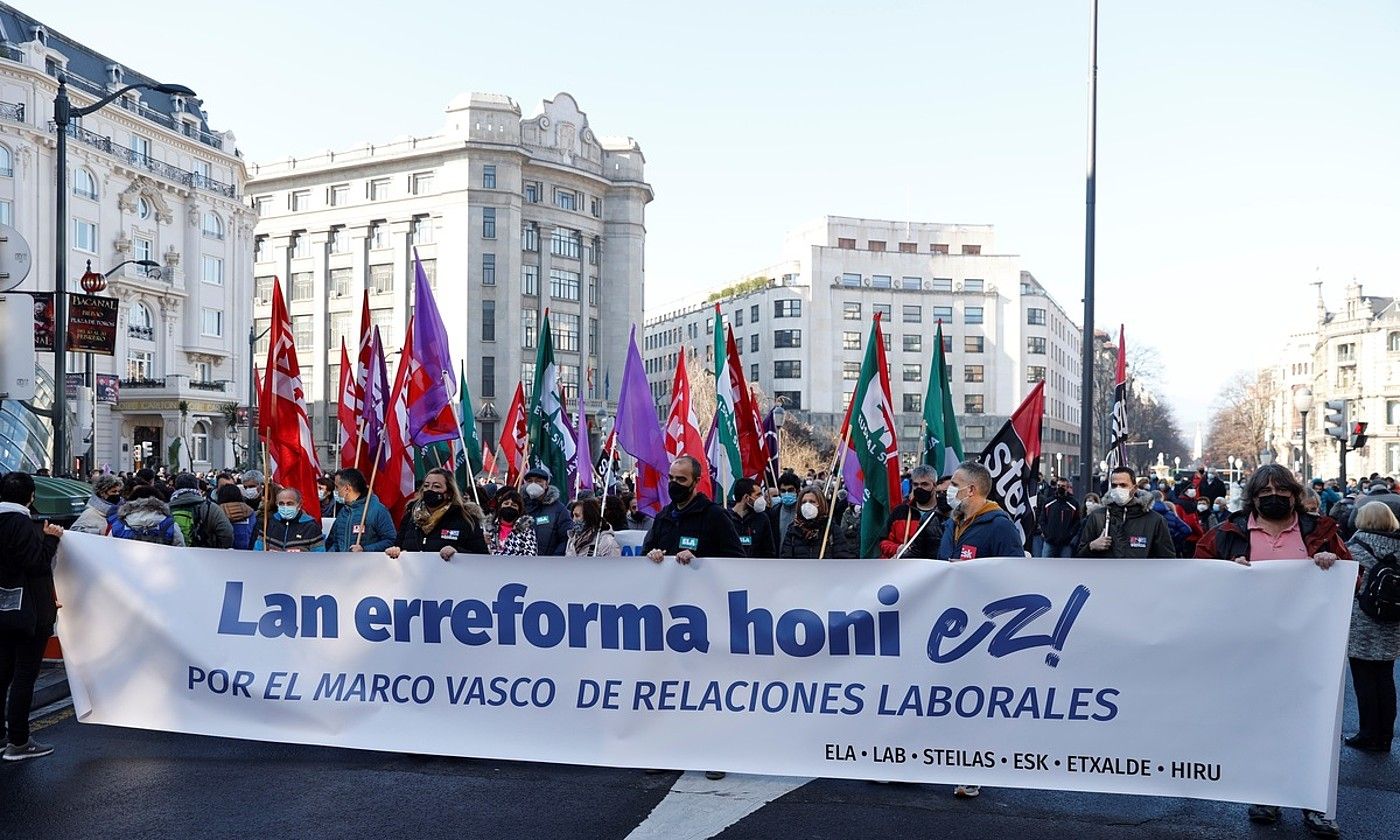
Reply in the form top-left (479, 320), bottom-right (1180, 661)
top-left (0, 44), bottom-right (22, 63)
top-left (120, 376), bottom-right (167, 389)
top-left (50, 122), bottom-right (239, 199)
top-left (0, 100), bottom-right (23, 125)
top-left (128, 325), bottom-right (155, 340)
top-left (189, 380), bottom-right (227, 393)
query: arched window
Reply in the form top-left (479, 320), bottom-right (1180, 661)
top-left (202, 211), bottom-right (223, 239)
top-left (129, 302), bottom-right (153, 339)
top-left (137, 197), bottom-right (152, 220)
top-left (190, 421), bottom-right (210, 463)
top-left (1390, 331), bottom-right (1400, 353)
top-left (0, 145), bottom-right (12, 178)
top-left (74, 168), bottom-right (98, 200)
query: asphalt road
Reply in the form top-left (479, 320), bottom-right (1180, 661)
top-left (2, 682), bottom-right (1397, 840)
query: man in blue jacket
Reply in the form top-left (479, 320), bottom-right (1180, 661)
top-left (326, 468), bottom-right (396, 552)
top-left (938, 460), bottom-right (1026, 563)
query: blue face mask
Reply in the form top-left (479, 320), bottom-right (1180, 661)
top-left (780, 492), bottom-right (798, 507)
top-left (568, 519), bottom-right (585, 533)
top-left (277, 505), bottom-right (299, 521)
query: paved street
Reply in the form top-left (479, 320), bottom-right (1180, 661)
top-left (3, 676), bottom-right (1397, 840)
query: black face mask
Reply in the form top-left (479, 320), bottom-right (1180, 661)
top-left (497, 505), bottom-right (521, 523)
top-left (668, 481), bottom-right (693, 505)
top-left (936, 491), bottom-right (952, 514)
top-left (911, 486), bottom-right (933, 506)
top-left (421, 490), bottom-right (445, 508)
top-left (1256, 496), bottom-right (1293, 520)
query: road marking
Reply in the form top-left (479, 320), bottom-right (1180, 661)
top-left (626, 772), bottom-right (813, 840)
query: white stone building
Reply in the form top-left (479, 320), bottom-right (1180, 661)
top-left (642, 217), bottom-right (1083, 477)
top-left (247, 92), bottom-right (650, 466)
top-left (1266, 282), bottom-right (1400, 480)
top-left (0, 4), bottom-right (252, 473)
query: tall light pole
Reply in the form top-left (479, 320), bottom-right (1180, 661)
top-left (772, 401), bottom-right (787, 478)
top-left (52, 73), bottom-right (195, 475)
top-left (1077, 0), bottom-right (1100, 500)
top-left (1294, 387), bottom-right (1314, 481)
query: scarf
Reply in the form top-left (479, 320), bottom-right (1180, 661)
top-left (411, 501), bottom-right (451, 535)
top-left (953, 500), bottom-right (1002, 541)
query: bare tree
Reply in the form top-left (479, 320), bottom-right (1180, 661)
top-left (1204, 370), bottom-right (1275, 468)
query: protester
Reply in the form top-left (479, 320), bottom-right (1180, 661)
top-left (727, 477), bottom-right (776, 559)
top-left (485, 486), bottom-right (538, 556)
top-left (1074, 467), bottom-right (1175, 559)
top-left (879, 464), bottom-right (946, 559)
top-left (779, 485), bottom-right (852, 559)
top-left (386, 468), bottom-right (487, 561)
top-left (326, 468), bottom-right (396, 552)
top-left (643, 456), bottom-right (743, 565)
top-left (1036, 476), bottom-right (1080, 559)
top-left (601, 494), bottom-right (628, 534)
top-left (768, 471), bottom-right (803, 548)
top-left (521, 466), bottom-right (570, 556)
top-left (621, 492), bottom-right (651, 531)
top-left (0, 471), bottom-right (64, 761)
top-left (169, 472), bottom-right (234, 549)
top-left (240, 470), bottom-right (268, 510)
top-left (565, 497), bottom-right (622, 557)
top-left (71, 474), bottom-right (124, 535)
top-left (1316, 479), bottom-right (1341, 514)
top-left (1201, 468), bottom-right (1227, 504)
top-left (109, 486), bottom-right (185, 545)
top-left (1150, 491), bottom-right (1196, 558)
top-left (253, 488), bottom-right (326, 553)
top-left (1343, 502), bottom-right (1400, 754)
top-left (1347, 481), bottom-right (1400, 536)
top-left (213, 484), bottom-right (256, 550)
top-left (317, 475), bottom-right (338, 518)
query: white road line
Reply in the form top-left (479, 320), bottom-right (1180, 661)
top-left (626, 772), bottom-right (814, 840)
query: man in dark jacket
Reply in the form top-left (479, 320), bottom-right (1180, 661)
top-left (0, 471), bottom-right (63, 761)
top-left (937, 460), bottom-right (1025, 562)
top-left (168, 472), bottom-right (234, 549)
top-left (727, 477), bottom-right (775, 559)
top-left (644, 456), bottom-right (744, 564)
top-left (1038, 477), bottom-right (1080, 558)
top-left (766, 471), bottom-right (802, 550)
top-left (879, 464), bottom-right (946, 559)
top-left (522, 465), bottom-right (570, 556)
top-left (1201, 469), bottom-right (1228, 505)
top-left (1074, 467), bottom-right (1175, 559)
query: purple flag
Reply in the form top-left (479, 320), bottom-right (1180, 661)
top-left (574, 391), bottom-right (593, 494)
top-left (615, 327), bottom-right (671, 516)
top-left (841, 441), bottom-right (864, 506)
top-left (407, 248), bottom-right (458, 445)
top-left (704, 412), bottom-right (722, 496)
top-left (362, 327), bottom-right (390, 461)
top-left (761, 407), bottom-right (780, 487)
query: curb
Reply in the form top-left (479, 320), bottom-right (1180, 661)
top-left (32, 665), bottom-right (70, 713)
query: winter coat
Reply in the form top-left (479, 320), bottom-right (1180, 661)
top-left (395, 503), bottom-right (489, 555)
top-left (326, 493), bottom-right (397, 552)
top-left (779, 517), bottom-right (854, 559)
top-left (70, 495), bottom-right (117, 535)
top-left (1345, 530), bottom-right (1400, 661)
top-left (1194, 511), bottom-right (1349, 563)
top-left (486, 516), bottom-right (539, 556)
top-left (878, 503), bottom-right (944, 559)
top-left (938, 502), bottom-right (1026, 561)
top-left (1202, 477), bottom-right (1228, 503)
top-left (643, 493), bottom-right (745, 559)
top-left (254, 511), bottom-right (327, 552)
top-left (565, 528), bottom-right (623, 557)
top-left (1037, 494), bottom-right (1081, 548)
top-left (524, 486), bottom-right (570, 556)
top-left (729, 508), bottom-right (777, 559)
top-left (216, 500), bottom-right (256, 550)
top-left (0, 503), bottom-right (59, 632)
top-left (1152, 501), bottom-right (1194, 557)
top-left (1348, 492), bottom-right (1400, 535)
top-left (1074, 490), bottom-right (1175, 559)
top-left (169, 488), bottom-right (235, 549)
top-left (110, 497), bottom-right (186, 546)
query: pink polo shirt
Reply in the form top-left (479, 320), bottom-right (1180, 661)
top-left (1247, 514), bottom-right (1307, 561)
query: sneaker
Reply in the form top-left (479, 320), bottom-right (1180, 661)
top-left (1247, 804), bottom-right (1281, 824)
top-left (1344, 735), bottom-right (1390, 753)
top-left (704, 770), bottom-right (726, 781)
top-left (953, 785), bottom-right (981, 798)
top-left (1302, 810), bottom-right (1340, 838)
top-left (2, 740), bottom-right (55, 762)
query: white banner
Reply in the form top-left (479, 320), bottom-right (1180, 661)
top-left (54, 532), bottom-right (1353, 811)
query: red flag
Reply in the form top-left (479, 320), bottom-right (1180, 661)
top-left (261, 279), bottom-right (321, 509)
top-left (336, 339), bottom-right (358, 470)
top-left (353, 291), bottom-right (372, 473)
top-left (373, 319), bottom-right (416, 524)
top-left (481, 445), bottom-right (499, 479)
top-left (748, 384), bottom-right (770, 485)
top-left (977, 380), bottom-right (1046, 550)
top-left (664, 347), bottom-right (712, 501)
top-left (498, 382), bottom-right (528, 486)
top-left (724, 325), bottom-right (764, 480)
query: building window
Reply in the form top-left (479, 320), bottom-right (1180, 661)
top-left (932, 243), bottom-right (949, 255)
top-left (524, 181), bottom-right (541, 203)
top-left (128, 302), bottom-right (154, 338)
top-left (774, 360), bottom-right (802, 379)
top-left (369, 264), bottom-right (394, 294)
top-left (368, 222), bottom-right (388, 250)
top-left (590, 196), bottom-right (602, 217)
top-left (735, 309), bottom-right (744, 327)
top-left (0, 145), bottom-right (13, 178)
top-left (964, 278), bottom-right (985, 292)
top-left (368, 178), bottom-right (390, 201)
top-left (871, 275), bottom-right (892, 289)
top-left (838, 237), bottom-right (855, 249)
top-left (197, 211), bottom-right (223, 240)
top-left (750, 304), bottom-right (759, 322)
top-left (1027, 336), bottom-right (1047, 354)
top-left (901, 276), bottom-right (921, 290)
top-left (840, 272), bottom-right (861, 287)
top-left (843, 302), bottom-right (862, 321)
top-left (551, 311), bottom-right (580, 351)
top-left (418, 258), bottom-right (437, 289)
top-left (554, 188), bottom-right (578, 211)
top-left (903, 334), bottom-right (922, 353)
top-left (868, 240), bottom-right (886, 252)
top-left (0, 200), bottom-right (11, 226)
top-left (411, 215), bottom-right (434, 244)
top-left (774, 300), bottom-right (801, 318)
top-left (127, 349), bottom-right (154, 380)
top-left (523, 222), bottom-right (539, 252)
top-left (326, 226), bottom-right (347, 254)
top-left (965, 394), bottom-right (985, 414)
top-left (965, 306), bottom-right (984, 325)
top-left (774, 329), bottom-right (802, 348)
top-left (966, 336), bottom-right (984, 353)
top-left (201, 255), bottom-right (223, 286)
top-left (329, 268), bottom-right (352, 298)
top-left (588, 275), bottom-right (598, 305)
top-left (1338, 366), bottom-right (1356, 388)
top-left (252, 195), bottom-right (271, 216)
top-left (843, 362), bottom-right (861, 381)
top-left (481, 253), bottom-right (496, 286)
top-left (73, 168), bottom-right (98, 200)
top-left (1027, 365), bottom-right (1047, 383)
top-left (1336, 343), bottom-right (1356, 362)
top-left (750, 334), bottom-right (759, 353)
top-left (522, 264), bottom-right (539, 296)
top-left (480, 207), bottom-right (496, 239)
top-left (478, 165), bottom-right (495, 189)
top-left (962, 244), bottom-right (981, 255)
top-left (588, 236), bottom-right (601, 266)
top-left (965, 424), bottom-right (985, 439)
top-left (550, 228), bottom-right (581, 259)
top-left (479, 299), bottom-right (495, 342)
top-left (522, 309), bottom-right (538, 349)
top-left (549, 268), bottom-right (581, 301)
top-left (481, 356), bottom-right (496, 399)
top-left (289, 271), bottom-right (314, 301)
top-left (290, 315), bottom-right (313, 350)
top-left (843, 331), bottom-right (861, 351)
top-left (774, 391), bottom-right (802, 410)
top-left (201, 307), bottom-right (224, 338)
top-left (750, 363), bottom-right (759, 383)
top-left (1389, 443), bottom-right (1400, 475)
top-left (873, 303), bottom-right (891, 321)
top-left (130, 134), bottom-right (152, 162)
top-left (290, 190), bottom-right (310, 212)
top-left (1028, 308), bottom-right (1047, 325)
top-left (930, 305), bottom-right (953, 323)
top-left (902, 364), bottom-right (921, 382)
top-left (929, 278), bottom-right (952, 293)
top-left (965, 365), bottom-right (984, 383)
top-left (253, 275), bottom-right (274, 304)
top-left (328, 312), bottom-right (352, 349)
top-left (902, 305), bottom-right (921, 324)
top-left (74, 219), bottom-right (98, 253)
top-left (290, 231), bottom-right (309, 258)
top-left (903, 394), bottom-right (922, 412)
top-left (521, 364), bottom-right (535, 399)
top-left (328, 184), bottom-right (348, 206)
top-left (135, 237), bottom-right (154, 264)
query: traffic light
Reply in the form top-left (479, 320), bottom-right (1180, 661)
top-left (1323, 399), bottom-right (1349, 441)
top-left (140, 441), bottom-right (154, 460)
top-left (1349, 421), bottom-right (1369, 450)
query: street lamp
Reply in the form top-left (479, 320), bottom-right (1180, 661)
top-left (52, 74), bottom-right (196, 475)
top-left (772, 401), bottom-right (787, 476)
top-left (1294, 387), bottom-right (1314, 481)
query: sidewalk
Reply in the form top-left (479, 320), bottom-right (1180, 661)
top-left (33, 662), bottom-right (71, 712)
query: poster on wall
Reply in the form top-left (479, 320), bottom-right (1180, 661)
top-left (28, 291), bottom-right (54, 350)
top-left (95, 374), bottom-right (120, 403)
top-left (67, 293), bottom-right (120, 355)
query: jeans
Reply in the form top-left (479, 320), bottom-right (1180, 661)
top-left (1039, 542), bottom-right (1073, 558)
top-left (0, 624), bottom-right (52, 746)
top-left (1350, 657), bottom-right (1397, 746)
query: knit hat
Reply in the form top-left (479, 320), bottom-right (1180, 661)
top-left (523, 465), bottom-right (552, 483)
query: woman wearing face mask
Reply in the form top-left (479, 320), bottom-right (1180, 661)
top-left (486, 486), bottom-right (539, 556)
top-left (778, 487), bottom-right (852, 559)
top-left (254, 488), bottom-right (326, 552)
top-left (72, 474), bottom-right (126, 534)
top-left (385, 469), bottom-right (487, 561)
top-left (565, 497), bottom-right (622, 557)
top-left (620, 492), bottom-right (651, 531)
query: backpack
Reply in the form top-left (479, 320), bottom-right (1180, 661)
top-left (1357, 549), bottom-right (1400, 624)
top-left (114, 516), bottom-right (177, 545)
top-left (171, 501), bottom-right (212, 547)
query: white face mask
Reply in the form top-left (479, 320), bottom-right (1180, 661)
top-left (948, 484), bottom-right (968, 512)
top-left (241, 486), bottom-right (260, 501)
top-left (524, 482), bottom-right (545, 499)
top-left (751, 495), bottom-right (768, 513)
top-left (1085, 502), bottom-right (1103, 514)
top-left (1197, 503), bottom-right (1209, 513)
top-left (1185, 489), bottom-right (1197, 499)
top-left (1107, 487), bottom-right (1132, 506)
top-left (799, 502), bottom-right (819, 520)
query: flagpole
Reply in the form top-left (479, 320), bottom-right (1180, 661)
top-left (818, 425), bottom-right (852, 560)
top-left (1077, 0), bottom-right (1099, 500)
top-left (260, 442), bottom-right (272, 552)
top-left (357, 436), bottom-right (386, 548)
top-left (893, 509), bottom-right (938, 560)
top-left (442, 371), bottom-right (481, 506)
top-left (515, 433), bottom-right (532, 489)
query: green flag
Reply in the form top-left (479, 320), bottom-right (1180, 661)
top-left (711, 305), bottom-right (743, 501)
top-left (849, 316), bottom-right (901, 558)
top-left (922, 322), bottom-right (963, 477)
top-left (528, 314), bottom-right (576, 497)
top-left (458, 359), bottom-right (482, 478)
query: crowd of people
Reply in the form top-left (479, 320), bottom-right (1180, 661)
top-left (2, 456), bottom-right (1397, 836)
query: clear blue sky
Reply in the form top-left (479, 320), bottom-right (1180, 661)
top-left (34, 0), bottom-right (1400, 432)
